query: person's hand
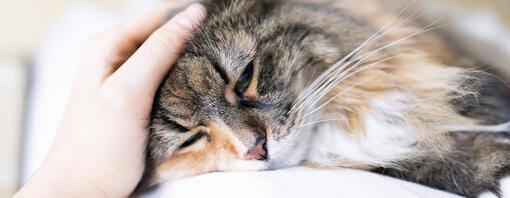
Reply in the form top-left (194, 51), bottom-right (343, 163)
top-left (15, 2), bottom-right (206, 198)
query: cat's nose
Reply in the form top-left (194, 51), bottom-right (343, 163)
top-left (243, 137), bottom-right (267, 160)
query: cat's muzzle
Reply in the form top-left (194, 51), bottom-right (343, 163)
top-left (243, 137), bottom-right (268, 160)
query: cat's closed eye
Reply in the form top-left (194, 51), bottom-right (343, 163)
top-left (179, 132), bottom-right (208, 149)
top-left (234, 61), bottom-right (254, 99)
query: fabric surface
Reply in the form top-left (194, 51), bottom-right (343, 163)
top-left (140, 167), bottom-right (460, 198)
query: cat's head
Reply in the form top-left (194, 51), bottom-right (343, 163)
top-left (145, 0), bottom-right (370, 185)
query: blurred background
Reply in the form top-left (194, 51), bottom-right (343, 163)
top-left (0, 0), bottom-right (509, 197)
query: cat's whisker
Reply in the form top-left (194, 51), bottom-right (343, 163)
top-left (303, 79), bottom-right (369, 118)
top-left (293, 52), bottom-right (374, 113)
top-left (302, 54), bottom-right (390, 114)
top-left (293, 12), bottom-right (439, 118)
top-left (303, 4), bottom-right (428, 96)
top-left (300, 55), bottom-right (377, 110)
top-left (304, 53), bottom-right (413, 119)
top-left (300, 43), bottom-right (405, 111)
top-left (291, 2), bottom-right (415, 110)
top-left (302, 55), bottom-right (410, 118)
top-left (294, 17), bottom-right (445, 118)
top-left (367, 20), bottom-right (445, 60)
top-left (302, 52), bottom-right (392, 109)
top-left (293, 48), bottom-right (383, 112)
top-left (291, 3), bottom-right (425, 113)
top-left (299, 69), bottom-right (318, 98)
top-left (293, 118), bottom-right (349, 130)
top-left (329, 19), bottom-right (445, 87)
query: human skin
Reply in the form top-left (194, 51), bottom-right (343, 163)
top-left (14, 2), bottom-right (206, 198)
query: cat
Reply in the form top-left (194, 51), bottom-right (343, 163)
top-left (136, 0), bottom-right (510, 197)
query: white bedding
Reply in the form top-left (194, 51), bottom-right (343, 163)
top-left (23, 1), bottom-right (510, 197)
top-left (140, 167), bottom-right (460, 198)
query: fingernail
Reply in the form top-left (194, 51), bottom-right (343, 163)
top-left (177, 3), bottom-right (207, 30)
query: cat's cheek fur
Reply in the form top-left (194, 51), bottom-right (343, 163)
top-left (151, 120), bottom-right (269, 184)
top-left (154, 159), bottom-right (269, 184)
top-left (265, 128), bottom-right (314, 169)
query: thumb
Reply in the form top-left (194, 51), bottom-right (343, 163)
top-left (105, 3), bottom-right (207, 105)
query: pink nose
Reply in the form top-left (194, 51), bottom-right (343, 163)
top-left (243, 138), bottom-right (267, 160)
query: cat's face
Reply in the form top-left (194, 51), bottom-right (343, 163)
top-left (146, 0), bottom-right (370, 184)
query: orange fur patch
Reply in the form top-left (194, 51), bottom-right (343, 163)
top-left (155, 120), bottom-right (244, 181)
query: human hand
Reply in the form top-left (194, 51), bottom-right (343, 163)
top-left (15, 2), bottom-right (206, 198)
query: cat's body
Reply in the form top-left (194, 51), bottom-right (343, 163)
top-left (138, 0), bottom-right (510, 197)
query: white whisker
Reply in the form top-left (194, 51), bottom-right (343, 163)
top-left (302, 53), bottom-right (403, 118)
top-left (291, 4), bottom-right (427, 113)
top-left (296, 21), bottom-right (444, 123)
top-left (293, 118), bottom-right (348, 130)
top-left (310, 20), bottom-right (446, 105)
top-left (303, 79), bottom-right (370, 118)
top-left (290, 1), bottom-right (419, 112)
top-left (301, 52), bottom-right (391, 110)
top-left (290, 4), bottom-right (445, 132)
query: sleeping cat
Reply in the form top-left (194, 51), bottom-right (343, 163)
top-left (137, 0), bottom-right (510, 197)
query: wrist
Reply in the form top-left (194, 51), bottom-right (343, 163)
top-left (14, 150), bottom-right (111, 198)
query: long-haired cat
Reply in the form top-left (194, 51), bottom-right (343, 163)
top-left (137, 0), bottom-right (510, 197)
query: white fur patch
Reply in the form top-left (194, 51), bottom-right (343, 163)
top-left (478, 191), bottom-right (498, 198)
top-left (307, 92), bottom-right (418, 167)
top-left (500, 177), bottom-right (510, 198)
top-left (266, 126), bottom-right (314, 169)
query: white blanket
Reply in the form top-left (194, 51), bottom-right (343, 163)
top-left (140, 167), bottom-right (460, 198)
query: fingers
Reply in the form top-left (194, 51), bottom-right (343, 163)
top-left (80, 1), bottom-right (188, 80)
top-left (114, 1), bottom-right (191, 46)
top-left (99, 3), bottom-right (206, 115)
